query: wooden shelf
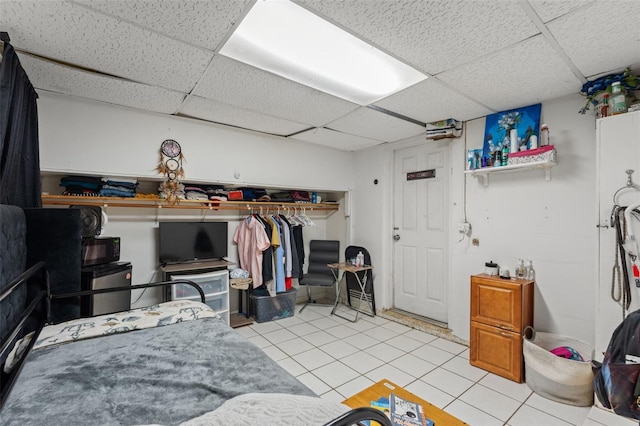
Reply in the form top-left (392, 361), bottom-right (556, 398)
top-left (41, 194), bottom-right (340, 212)
top-left (464, 160), bottom-right (556, 186)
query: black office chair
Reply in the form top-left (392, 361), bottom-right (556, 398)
top-left (344, 245), bottom-right (375, 315)
top-left (298, 240), bottom-right (340, 313)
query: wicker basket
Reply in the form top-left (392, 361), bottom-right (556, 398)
top-left (523, 328), bottom-right (594, 406)
top-left (229, 278), bottom-right (252, 290)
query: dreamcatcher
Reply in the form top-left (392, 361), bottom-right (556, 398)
top-left (157, 139), bottom-right (185, 204)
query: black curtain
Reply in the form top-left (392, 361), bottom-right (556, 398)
top-left (0, 32), bottom-right (41, 208)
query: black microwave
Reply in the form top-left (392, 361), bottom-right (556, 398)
top-left (82, 236), bottom-right (120, 266)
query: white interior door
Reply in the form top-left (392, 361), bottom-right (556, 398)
top-left (393, 142), bottom-right (449, 324)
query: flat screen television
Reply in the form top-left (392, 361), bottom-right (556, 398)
top-left (158, 221), bottom-right (228, 265)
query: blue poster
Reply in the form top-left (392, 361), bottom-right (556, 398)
top-left (482, 103), bottom-right (541, 160)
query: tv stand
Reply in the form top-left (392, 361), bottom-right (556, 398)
top-left (161, 259), bottom-right (235, 274)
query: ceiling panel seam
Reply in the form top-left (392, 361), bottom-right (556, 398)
top-left (367, 105), bottom-right (426, 127)
top-left (186, 2), bottom-right (256, 100)
top-left (16, 49), bottom-right (127, 80)
top-left (68, 0), bottom-right (215, 54)
top-left (518, 0), bottom-right (587, 84)
top-left (426, 77), bottom-right (498, 115)
top-left (176, 111), bottom-right (290, 139)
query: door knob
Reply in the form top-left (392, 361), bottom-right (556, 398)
top-left (393, 234), bottom-right (400, 241)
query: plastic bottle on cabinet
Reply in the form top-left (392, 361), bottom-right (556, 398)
top-left (515, 259), bottom-right (525, 279)
top-left (525, 260), bottom-right (535, 280)
top-left (601, 94), bottom-right (610, 118)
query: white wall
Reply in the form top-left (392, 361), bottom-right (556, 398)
top-left (38, 92), bottom-right (354, 191)
top-left (36, 90), bottom-right (601, 346)
top-left (352, 145), bottom-right (393, 308)
top-left (353, 94), bottom-right (598, 346)
top-left (37, 92), bottom-right (353, 309)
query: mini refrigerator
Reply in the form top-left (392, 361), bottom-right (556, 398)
top-left (81, 262), bottom-right (132, 316)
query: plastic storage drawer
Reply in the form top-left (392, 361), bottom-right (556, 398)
top-left (180, 292), bottom-right (227, 316)
top-left (204, 292), bottom-right (227, 313)
top-left (169, 270), bottom-right (228, 299)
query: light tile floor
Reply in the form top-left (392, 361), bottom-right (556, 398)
top-left (235, 303), bottom-right (636, 426)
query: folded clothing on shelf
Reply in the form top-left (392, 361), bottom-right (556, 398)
top-left (100, 177), bottom-right (138, 197)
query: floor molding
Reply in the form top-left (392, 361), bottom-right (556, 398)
top-left (379, 308), bottom-right (469, 347)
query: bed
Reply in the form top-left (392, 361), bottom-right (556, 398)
top-left (0, 205), bottom-right (390, 426)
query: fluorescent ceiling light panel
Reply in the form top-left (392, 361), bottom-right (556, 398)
top-left (219, 0), bottom-right (427, 105)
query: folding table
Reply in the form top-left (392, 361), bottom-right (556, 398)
top-left (328, 262), bottom-right (375, 322)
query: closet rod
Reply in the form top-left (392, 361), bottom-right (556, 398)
top-left (41, 195), bottom-right (339, 211)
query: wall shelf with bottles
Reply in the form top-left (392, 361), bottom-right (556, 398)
top-left (464, 159), bottom-right (557, 187)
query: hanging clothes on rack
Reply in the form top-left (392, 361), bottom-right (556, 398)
top-left (265, 215), bottom-right (286, 294)
top-left (253, 214), bottom-right (274, 286)
top-left (292, 224), bottom-right (305, 280)
top-left (612, 206), bottom-right (632, 315)
top-left (233, 215), bottom-right (270, 288)
top-left (609, 170), bottom-right (640, 318)
top-left (623, 204), bottom-right (640, 289)
top-left (275, 214), bottom-right (293, 290)
top-left (280, 214), bottom-right (301, 280)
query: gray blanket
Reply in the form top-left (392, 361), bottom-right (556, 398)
top-left (1, 317), bottom-right (315, 425)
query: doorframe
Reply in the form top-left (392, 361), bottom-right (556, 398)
top-left (378, 136), bottom-right (457, 319)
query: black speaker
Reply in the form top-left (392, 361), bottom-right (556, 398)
top-left (23, 208), bottom-right (82, 323)
top-left (70, 205), bottom-right (102, 237)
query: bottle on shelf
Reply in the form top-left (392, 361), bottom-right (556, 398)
top-left (601, 94), bottom-right (610, 118)
top-left (494, 150), bottom-right (502, 167)
top-left (530, 131), bottom-right (538, 149)
top-left (540, 124), bottom-right (549, 146)
top-left (355, 251), bottom-right (364, 267)
top-left (501, 145), bottom-right (509, 166)
top-left (510, 129), bottom-right (519, 153)
top-left (611, 82), bottom-right (628, 115)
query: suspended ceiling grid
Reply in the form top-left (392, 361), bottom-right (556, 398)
top-left (1, 0), bottom-right (639, 151)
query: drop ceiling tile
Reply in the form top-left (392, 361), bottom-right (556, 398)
top-left (374, 78), bottom-right (494, 124)
top-left (178, 95), bottom-right (311, 137)
top-left (327, 107), bottom-right (424, 143)
top-left (290, 127), bottom-right (382, 152)
top-left (0, 1), bottom-right (212, 92)
top-left (437, 35), bottom-right (583, 112)
top-left (75, 0), bottom-right (252, 50)
top-left (18, 53), bottom-right (185, 114)
top-left (527, 0), bottom-right (595, 23)
top-left (546, 1), bottom-right (640, 77)
top-left (297, 0), bottom-right (539, 75)
top-left (192, 55), bottom-right (360, 127)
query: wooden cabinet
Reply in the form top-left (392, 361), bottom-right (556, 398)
top-left (469, 274), bottom-right (534, 383)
